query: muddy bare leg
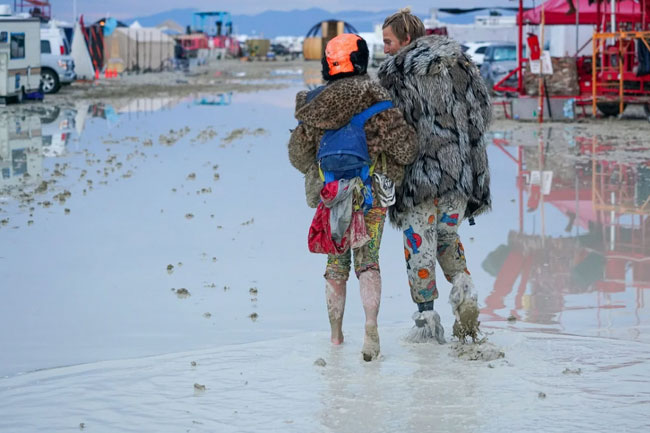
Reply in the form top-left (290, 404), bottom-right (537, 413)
top-left (326, 279), bottom-right (346, 345)
top-left (359, 269), bottom-right (381, 361)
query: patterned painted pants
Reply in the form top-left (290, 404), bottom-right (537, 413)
top-left (402, 197), bottom-right (470, 304)
top-left (325, 207), bottom-right (387, 281)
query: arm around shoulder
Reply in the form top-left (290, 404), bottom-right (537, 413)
top-left (367, 108), bottom-right (417, 166)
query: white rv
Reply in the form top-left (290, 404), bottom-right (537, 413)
top-left (0, 5), bottom-right (41, 102)
top-left (0, 112), bottom-right (42, 190)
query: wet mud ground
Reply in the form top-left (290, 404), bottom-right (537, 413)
top-left (1, 60), bottom-right (649, 432)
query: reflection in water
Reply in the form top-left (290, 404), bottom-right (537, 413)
top-left (41, 106), bottom-right (76, 157)
top-left (485, 127), bottom-right (650, 334)
top-left (0, 113), bottom-right (42, 190)
top-left (2, 93), bottom-right (234, 189)
top-left (303, 63), bottom-right (324, 90)
top-left (194, 92), bottom-right (232, 106)
top-left (0, 92), bottom-right (234, 200)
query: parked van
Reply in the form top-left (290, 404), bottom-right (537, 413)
top-left (40, 21), bottom-right (75, 94)
top-left (0, 5), bottom-right (41, 102)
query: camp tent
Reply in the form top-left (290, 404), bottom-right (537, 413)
top-left (70, 21), bottom-right (95, 79)
top-left (521, 0), bottom-right (644, 25)
top-left (157, 19), bottom-right (185, 35)
top-left (103, 26), bottom-right (175, 72)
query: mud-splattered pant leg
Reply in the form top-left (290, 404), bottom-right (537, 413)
top-left (435, 198), bottom-right (470, 284)
top-left (402, 201), bottom-right (440, 304)
top-left (403, 198), bottom-right (469, 304)
top-left (324, 207), bottom-right (387, 281)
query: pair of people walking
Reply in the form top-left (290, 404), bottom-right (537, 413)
top-left (288, 9), bottom-right (492, 361)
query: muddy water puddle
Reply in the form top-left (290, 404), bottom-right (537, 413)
top-left (0, 87), bottom-right (306, 376)
top-left (481, 122), bottom-right (650, 343)
top-left (1, 81), bottom-right (649, 380)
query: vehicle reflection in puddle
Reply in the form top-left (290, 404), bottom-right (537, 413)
top-left (483, 126), bottom-right (650, 340)
top-left (1, 93), bottom-right (235, 182)
top-left (0, 113), bottom-right (43, 190)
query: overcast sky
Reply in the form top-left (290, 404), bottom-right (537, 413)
top-left (48, 0), bottom-right (521, 22)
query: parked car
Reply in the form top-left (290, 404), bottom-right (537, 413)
top-left (479, 43), bottom-right (517, 90)
top-left (461, 41), bottom-right (501, 67)
top-left (40, 23), bottom-right (75, 94)
top-left (270, 43), bottom-right (290, 56)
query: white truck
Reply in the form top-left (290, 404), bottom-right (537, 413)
top-left (0, 5), bottom-right (41, 102)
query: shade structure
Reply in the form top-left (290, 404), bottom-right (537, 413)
top-left (521, 0), bottom-right (644, 25)
top-left (70, 21), bottom-right (95, 80)
top-left (103, 27), bottom-right (175, 72)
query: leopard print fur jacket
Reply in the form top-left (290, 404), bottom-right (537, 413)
top-left (378, 35), bottom-right (492, 227)
top-left (288, 74), bottom-right (417, 208)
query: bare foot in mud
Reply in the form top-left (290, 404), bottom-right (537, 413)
top-left (362, 324), bottom-right (380, 361)
top-left (453, 301), bottom-right (480, 343)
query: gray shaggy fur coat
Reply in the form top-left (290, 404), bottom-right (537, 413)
top-left (377, 35), bottom-right (492, 227)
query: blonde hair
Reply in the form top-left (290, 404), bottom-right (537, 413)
top-left (382, 7), bottom-right (425, 44)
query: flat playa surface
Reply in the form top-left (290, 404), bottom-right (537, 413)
top-left (1, 59), bottom-right (649, 432)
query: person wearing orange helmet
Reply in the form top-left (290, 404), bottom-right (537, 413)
top-left (378, 9), bottom-right (492, 343)
top-left (289, 33), bottom-right (417, 361)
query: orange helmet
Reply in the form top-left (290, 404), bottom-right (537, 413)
top-left (322, 33), bottom-right (369, 81)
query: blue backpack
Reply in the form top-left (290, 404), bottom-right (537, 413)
top-left (316, 100), bottom-right (394, 185)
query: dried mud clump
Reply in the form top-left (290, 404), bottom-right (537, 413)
top-left (451, 340), bottom-right (505, 362)
top-left (159, 127), bottom-right (191, 146)
top-left (35, 181), bottom-right (49, 194)
top-left (174, 288), bottom-right (191, 298)
top-left (193, 127), bottom-right (218, 144)
top-left (54, 190), bottom-right (71, 204)
top-left (221, 127), bottom-right (268, 144)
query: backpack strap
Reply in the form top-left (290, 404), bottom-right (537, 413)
top-left (369, 152), bottom-right (387, 176)
top-left (305, 85), bottom-right (326, 103)
top-left (350, 101), bottom-right (394, 127)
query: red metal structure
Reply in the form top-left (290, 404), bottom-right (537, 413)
top-left (13, 0), bottom-right (50, 20)
top-left (174, 34), bottom-right (209, 56)
top-left (485, 131), bottom-right (650, 325)
top-left (498, 0), bottom-right (650, 118)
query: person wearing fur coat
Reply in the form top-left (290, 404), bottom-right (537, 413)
top-left (378, 9), bottom-right (492, 342)
top-left (288, 34), bottom-right (417, 360)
